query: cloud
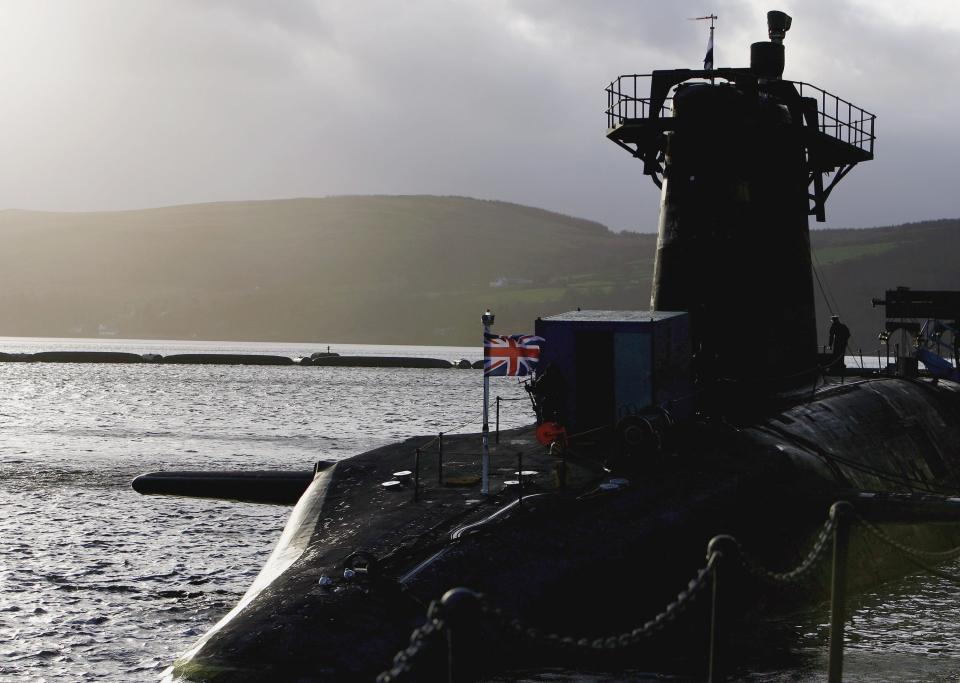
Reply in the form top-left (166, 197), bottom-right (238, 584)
top-left (0, 0), bottom-right (955, 232)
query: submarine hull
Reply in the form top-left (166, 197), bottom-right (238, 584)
top-left (165, 376), bottom-right (960, 681)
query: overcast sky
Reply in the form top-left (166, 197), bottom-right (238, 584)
top-left (0, 0), bottom-right (956, 232)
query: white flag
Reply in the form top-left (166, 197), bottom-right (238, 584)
top-left (704, 31), bottom-right (714, 70)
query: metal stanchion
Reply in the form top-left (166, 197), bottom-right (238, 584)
top-left (708, 559), bottom-right (720, 683)
top-left (705, 535), bottom-right (735, 683)
top-left (828, 501), bottom-right (853, 683)
top-left (440, 588), bottom-right (482, 683)
top-left (517, 452), bottom-right (523, 506)
top-left (481, 310), bottom-right (493, 496)
top-left (495, 396), bottom-right (501, 445)
top-left (414, 448), bottom-right (421, 502)
top-left (438, 432), bottom-right (444, 485)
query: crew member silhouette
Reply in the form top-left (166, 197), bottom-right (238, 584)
top-left (828, 315), bottom-right (851, 365)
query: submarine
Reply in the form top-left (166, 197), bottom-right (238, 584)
top-left (136, 10), bottom-right (960, 682)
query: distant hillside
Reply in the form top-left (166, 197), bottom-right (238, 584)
top-left (809, 218), bottom-right (960, 356)
top-left (0, 196), bottom-right (954, 350)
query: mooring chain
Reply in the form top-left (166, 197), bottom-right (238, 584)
top-left (853, 510), bottom-right (960, 561)
top-left (377, 556), bottom-right (717, 682)
top-left (375, 601), bottom-right (448, 683)
top-left (731, 515), bottom-right (837, 587)
top-left (852, 512), bottom-right (960, 585)
top-left (487, 555), bottom-right (717, 653)
top-left (376, 516), bottom-right (837, 681)
top-left (375, 503), bottom-right (960, 681)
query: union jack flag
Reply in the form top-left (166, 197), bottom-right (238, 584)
top-left (484, 333), bottom-right (544, 377)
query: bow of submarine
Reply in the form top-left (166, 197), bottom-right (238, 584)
top-left (160, 411), bottom-right (883, 682)
top-left (162, 377), bottom-right (960, 682)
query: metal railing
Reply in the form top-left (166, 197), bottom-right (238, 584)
top-left (604, 74), bottom-right (876, 160)
top-left (605, 74), bottom-right (671, 129)
top-left (793, 80), bottom-right (876, 158)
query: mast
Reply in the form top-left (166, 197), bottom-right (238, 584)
top-left (691, 13), bottom-right (718, 73)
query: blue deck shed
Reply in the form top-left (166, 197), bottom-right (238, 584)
top-left (534, 310), bottom-right (693, 432)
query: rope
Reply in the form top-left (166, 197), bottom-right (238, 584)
top-left (823, 457), bottom-right (944, 493)
top-left (813, 261), bottom-right (859, 369)
top-left (812, 251), bottom-right (865, 370)
top-left (415, 406), bottom-right (511, 451)
top-left (411, 373), bottom-right (538, 452)
top-left (715, 355), bottom-right (851, 388)
top-left (418, 405), bottom-right (600, 458)
top-left (763, 421), bottom-right (920, 489)
top-left (412, 392), bottom-right (536, 453)
top-left (716, 363), bottom-right (819, 386)
top-left (761, 423), bottom-right (959, 495)
top-left (811, 257), bottom-right (836, 318)
top-left (508, 423), bottom-right (612, 463)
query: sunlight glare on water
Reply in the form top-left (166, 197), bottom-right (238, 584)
top-left (0, 338), bottom-right (958, 682)
top-left (0, 338), bottom-right (530, 682)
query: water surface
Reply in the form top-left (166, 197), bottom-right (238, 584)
top-left (0, 339), bottom-right (957, 682)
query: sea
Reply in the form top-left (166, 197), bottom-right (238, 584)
top-left (0, 338), bottom-right (957, 683)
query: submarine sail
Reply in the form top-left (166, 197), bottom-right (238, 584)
top-left (607, 10), bottom-right (874, 389)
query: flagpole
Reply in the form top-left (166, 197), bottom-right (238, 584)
top-left (710, 21), bottom-right (714, 85)
top-left (709, 18), bottom-right (716, 84)
top-left (692, 13), bottom-right (717, 80)
top-left (481, 309), bottom-right (494, 495)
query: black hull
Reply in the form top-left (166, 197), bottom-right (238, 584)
top-left (163, 377), bottom-right (960, 681)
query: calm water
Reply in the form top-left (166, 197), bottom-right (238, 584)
top-left (0, 339), bottom-right (957, 682)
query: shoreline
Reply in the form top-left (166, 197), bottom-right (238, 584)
top-left (0, 349), bottom-right (475, 368)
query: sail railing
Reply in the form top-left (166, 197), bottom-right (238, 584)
top-left (605, 74), bottom-right (672, 129)
top-left (605, 75), bottom-right (875, 160)
top-left (792, 80), bottom-right (876, 157)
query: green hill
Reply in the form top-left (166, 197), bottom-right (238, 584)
top-left (808, 218), bottom-right (960, 357)
top-left (0, 196), bottom-right (954, 350)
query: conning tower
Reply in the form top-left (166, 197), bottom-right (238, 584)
top-left (606, 11), bottom-right (875, 391)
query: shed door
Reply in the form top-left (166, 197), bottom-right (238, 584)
top-left (574, 331), bottom-right (614, 430)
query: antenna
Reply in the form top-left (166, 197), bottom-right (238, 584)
top-left (689, 14), bottom-right (718, 29)
top-left (689, 13), bottom-right (718, 72)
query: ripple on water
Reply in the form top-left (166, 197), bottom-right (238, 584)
top-left (9, 350), bottom-right (955, 682)
top-left (0, 353), bottom-right (530, 682)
